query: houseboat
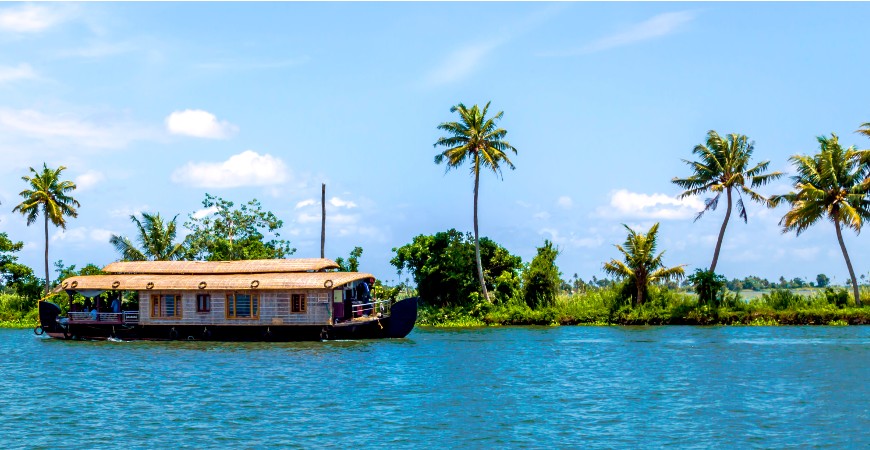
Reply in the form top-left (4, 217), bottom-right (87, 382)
top-left (36, 258), bottom-right (417, 341)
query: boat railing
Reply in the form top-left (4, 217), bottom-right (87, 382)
top-left (351, 298), bottom-right (391, 318)
top-left (67, 311), bottom-right (139, 324)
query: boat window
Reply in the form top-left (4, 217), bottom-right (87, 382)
top-left (151, 294), bottom-right (182, 319)
top-left (196, 294), bottom-right (211, 313)
top-left (227, 292), bottom-right (259, 319)
top-left (291, 293), bottom-right (306, 313)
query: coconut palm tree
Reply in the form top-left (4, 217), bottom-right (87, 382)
top-left (109, 212), bottom-right (185, 261)
top-left (434, 101), bottom-right (517, 302)
top-left (672, 131), bottom-right (782, 273)
top-left (857, 122), bottom-right (870, 139)
top-left (603, 223), bottom-right (685, 306)
top-left (770, 134), bottom-right (870, 306)
top-left (13, 164), bottom-right (80, 295)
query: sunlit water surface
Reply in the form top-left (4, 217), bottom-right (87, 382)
top-left (1, 326), bottom-right (868, 448)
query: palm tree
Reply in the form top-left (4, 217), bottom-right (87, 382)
top-left (857, 122), bottom-right (870, 139)
top-left (603, 223), bottom-right (685, 306)
top-left (13, 163), bottom-right (80, 295)
top-left (109, 212), bottom-right (185, 261)
top-left (672, 131), bottom-right (783, 273)
top-left (434, 101), bottom-right (517, 301)
top-left (770, 134), bottom-right (870, 306)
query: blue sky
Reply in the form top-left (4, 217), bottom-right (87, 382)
top-left (0, 2), bottom-right (869, 286)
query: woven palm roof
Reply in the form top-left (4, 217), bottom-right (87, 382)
top-left (102, 258), bottom-right (340, 275)
top-left (54, 271), bottom-right (374, 293)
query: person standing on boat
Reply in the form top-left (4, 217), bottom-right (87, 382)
top-left (357, 278), bottom-right (373, 316)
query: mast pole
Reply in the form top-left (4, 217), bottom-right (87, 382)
top-left (321, 183), bottom-right (326, 258)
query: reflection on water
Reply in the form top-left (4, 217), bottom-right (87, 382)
top-left (2, 326), bottom-right (868, 447)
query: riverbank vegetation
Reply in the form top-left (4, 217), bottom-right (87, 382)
top-left (417, 284), bottom-right (870, 327)
top-left (395, 228), bottom-right (870, 327)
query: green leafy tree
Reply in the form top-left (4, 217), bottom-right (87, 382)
top-left (183, 194), bottom-right (295, 261)
top-left (603, 223), bottom-right (686, 306)
top-left (771, 134), bottom-right (870, 306)
top-left (522, 240), bottom-right (561, 308)
top-left (858, 122), bottom-right (870, 139)
top-left (13, 163), bottom-right (80, 294)
top-left (109, 212), bottom-right (185, 261)
top-left (815, 274), bottom-right (830, 288)
top-left (335, 246), bottom-right (363, 272)
top-left (687, 269), bottom-right (726, 306)
top-left (0, 232), bottom-right (43, 300)
top-left (672, 131), bottom-right (782, 272)
top-left (434, 102), bottom-right (518, 302)
top-left (391, 229), bottom-right (522, 307)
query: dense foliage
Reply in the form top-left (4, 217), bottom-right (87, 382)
top-left (390, 229), bottom-right (522, 307)
top-left (522, 240), bottom-right (561, 308)
top-left (688, 269), bottom-right (726, 306)
top-left (0, 232), bottom-right (43, 301)
top-left (183, 194), bottom-right (295, 261)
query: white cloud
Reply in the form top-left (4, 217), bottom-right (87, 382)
top-left (423, 40), bottom-right (501, 87)
top-left (51, 227), bottom-right (115, 243)
top-left (539, 227), bottom-right (604, 249)
top-left (0, 63), bottom-right (37, 84)
top-left (109, 205), bottom-right (149, 219)
top-left (596, 189), bottom-right (704, 220)
top-left (0, 4), bottom-right (70, 33)
top-left (295, 199), bottom-right (316, 209)
top-left (297, 211), bottom-right (358, 226)
top-left (533, 211), bottom-right (550, 220)
top-left (297, 212), bottom-right (319, 224)
top-left (165, 109), bottom-right (238, 139)
top-left (330, 197), bottom-right (357, 209)
top-left (557, 196), bottom-right (573, 209)
top-left (586, 11), bottom-right (695, 53)
top-left (172, 150), bottom-right (289, 188)
top-left (542, 11), bottom-right (696, 57)
top-left (191, 206), bottom-right (219, 220)
top-left (74, 170), bottom-right (104, 191)
top-left (0, 108), bottom-right (156, 149)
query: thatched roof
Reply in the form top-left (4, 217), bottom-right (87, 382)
top-left (102, 258), bottom-right (339, 275)
top-left (54, 271), bottom-right (374, 293)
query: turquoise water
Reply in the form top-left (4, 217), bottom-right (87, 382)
top-left (1, 326), bottom-right (868, 448)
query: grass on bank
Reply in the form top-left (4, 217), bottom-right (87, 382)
top-left (417, 285), bottom-right (870, 327)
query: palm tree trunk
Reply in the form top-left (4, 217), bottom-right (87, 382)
top-left (710, 187), bottom-right (733, 273)
top-left (636, 277), bottom-right (644, 306)
top-left (834, 219), bottom-right (861, 306)
top-left (43, 213), bottom-right (49, 295)
top-left (473, 167), bottom-right (490, 302)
